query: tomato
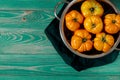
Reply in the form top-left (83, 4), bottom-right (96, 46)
top-left (84, 15), bottom-right (103, 34)
top-left (71, 29), bottom-right (93, 52)
top-left (65, 10), bottom-right (84, 31)
top-left (104, 14), bottom-right (120, 34)
top-left (81, 0), bottom-right (104, 17)
top-left (94, 32), bottom-right (114, 52)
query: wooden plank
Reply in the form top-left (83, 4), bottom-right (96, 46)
top-left (0, 54), bottom-right (119, 76)
top-left (0, 27), bottom-right (57, 54)
top-left (0, 9), bottom-right (57, 54)
top-left (0, 76), bottom-right (119, 80)
top-left (0, 10), bottom-right (54, 28)
top-left (0, 0), bottom-right (60, 10)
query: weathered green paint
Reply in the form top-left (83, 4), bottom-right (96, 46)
top-left (0, 76), bottom-right (120, 80)
top-left (0, 0), bottom-right (119, 80)
top-left (0, 0), bottom-right (60, 10)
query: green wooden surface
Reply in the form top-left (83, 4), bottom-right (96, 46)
top-left (0, 0), bottom-right (120, 80)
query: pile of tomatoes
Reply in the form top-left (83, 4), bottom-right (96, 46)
top-left (65, 0), bottom-right (120, 53)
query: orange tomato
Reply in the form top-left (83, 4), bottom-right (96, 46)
top-left (65, 10), bottom-right (84, 31)
top-left (71, 29), bottom-right (93, 52)
top-left (104, 14), bottom-right (120, 34)
top-left (81, 0), bottom-right (104, 17)
top-left (94, 32), bottom-right (114, 52)
top-left (84, 15), bottom-right (103, 34)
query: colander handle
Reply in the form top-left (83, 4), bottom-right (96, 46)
top-left (54, 0), bottom-right (69, 20)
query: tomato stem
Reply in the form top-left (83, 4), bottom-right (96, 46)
top-left (82, 38), bottom-right (87, 43)
top-left (73, 18), bottom-right (77, 22)
top-left (91, 23), bottom-right (96, 28)
top-left (112, 20), bottom-right (116, 24)
top-left (102, 37), bottom-right (106, 42)
top-left (89, 7), bottom-right (95, 13)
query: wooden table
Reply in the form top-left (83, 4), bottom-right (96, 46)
top-left (0, 0), bottom-right (120, 80)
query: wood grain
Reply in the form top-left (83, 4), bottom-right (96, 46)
top-left (0, 0), bottom-right (119, 80)
top-left (0, 54), bottom-right (119, 76)
top-left (0, 76), bottom-right (119, 80)
top-left (0, 0), bottom-right (60, 10)
top-left (0, 9), bottom-right (56, 54)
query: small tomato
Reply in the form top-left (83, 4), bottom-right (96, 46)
top-left (94, 32), bottom-right (114, 52)
top-left (65, 10), bottom-right (84, 31)
top-left (104, 14), bottom-right (120, 34)
top-left (81, 0), bottom-right (104, 17)
top-left (71, 29), bottom-right (93, 52)
top-left (84, 15), bottom-right (103, 34)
